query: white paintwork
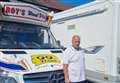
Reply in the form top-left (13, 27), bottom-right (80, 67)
top-left (51, 0), bottom-right (120, 82)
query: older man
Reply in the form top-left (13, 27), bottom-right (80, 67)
top-left (63, 35), bottom-right (103, 83)
top-left (63, 35), bottom-right (86, 83)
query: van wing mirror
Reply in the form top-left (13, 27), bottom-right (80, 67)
top-left (57, 40), bottom-right (61, 46)
top-left (56, 40), bottom-right (66, 50)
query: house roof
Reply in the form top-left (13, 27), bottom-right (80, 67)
top-left (36, 0), bottom-right (73, 10)
top-left (21, 0), bottom-right (73, 10)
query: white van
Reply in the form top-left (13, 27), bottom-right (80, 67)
top-left (0, 2), bottom-right (64, 83)
top-left (51, 0), bottom-right (120, 83)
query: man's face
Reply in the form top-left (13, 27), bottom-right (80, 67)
top-left (72, 36), bottom-right (80, 49)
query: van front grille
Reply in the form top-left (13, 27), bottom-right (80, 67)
top-left (23, 70), bottom-right (65, 83)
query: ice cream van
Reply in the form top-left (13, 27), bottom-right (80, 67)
top-left (0, 1), bottom-right (64, 83)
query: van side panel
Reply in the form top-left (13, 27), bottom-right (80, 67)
top-left (51, 1), bottom-right (120, 82)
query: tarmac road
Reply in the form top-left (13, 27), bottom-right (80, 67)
top-left (86, 80), bottom-right (95, 83)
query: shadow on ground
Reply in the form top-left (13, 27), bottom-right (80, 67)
top-left (86, 80), bottom-right (95, 83)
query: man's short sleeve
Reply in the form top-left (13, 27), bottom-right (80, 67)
top-left (62, 48), bottom-right (71, 64)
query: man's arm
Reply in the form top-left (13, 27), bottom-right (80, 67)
top-left (63, 64), bottom-right (70, 83)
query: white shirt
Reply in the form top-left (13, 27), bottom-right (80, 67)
top-left (63, 46), bottom-right (86, 82)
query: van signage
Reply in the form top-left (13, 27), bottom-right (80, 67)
top-left (3, 4), bottom-right (48, 22)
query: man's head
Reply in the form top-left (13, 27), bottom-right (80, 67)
top-left (72, 35), bottom-right (80, 49)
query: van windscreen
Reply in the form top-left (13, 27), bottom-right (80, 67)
top-left (0, 22), bottom-right (59, 49)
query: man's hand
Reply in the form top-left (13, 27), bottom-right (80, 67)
top-left (65, 79), bottom-right (70, 83)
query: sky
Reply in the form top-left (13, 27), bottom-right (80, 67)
top-left (58, 0), bottom-right (95, 6)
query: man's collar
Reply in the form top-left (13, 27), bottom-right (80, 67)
top-left (71, 46), bottom-right (82, 51)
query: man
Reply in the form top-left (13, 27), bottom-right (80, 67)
top-left (63, 35), bottom-right (104, 83)
top-left (63, 35), bottom-right (86, 83)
